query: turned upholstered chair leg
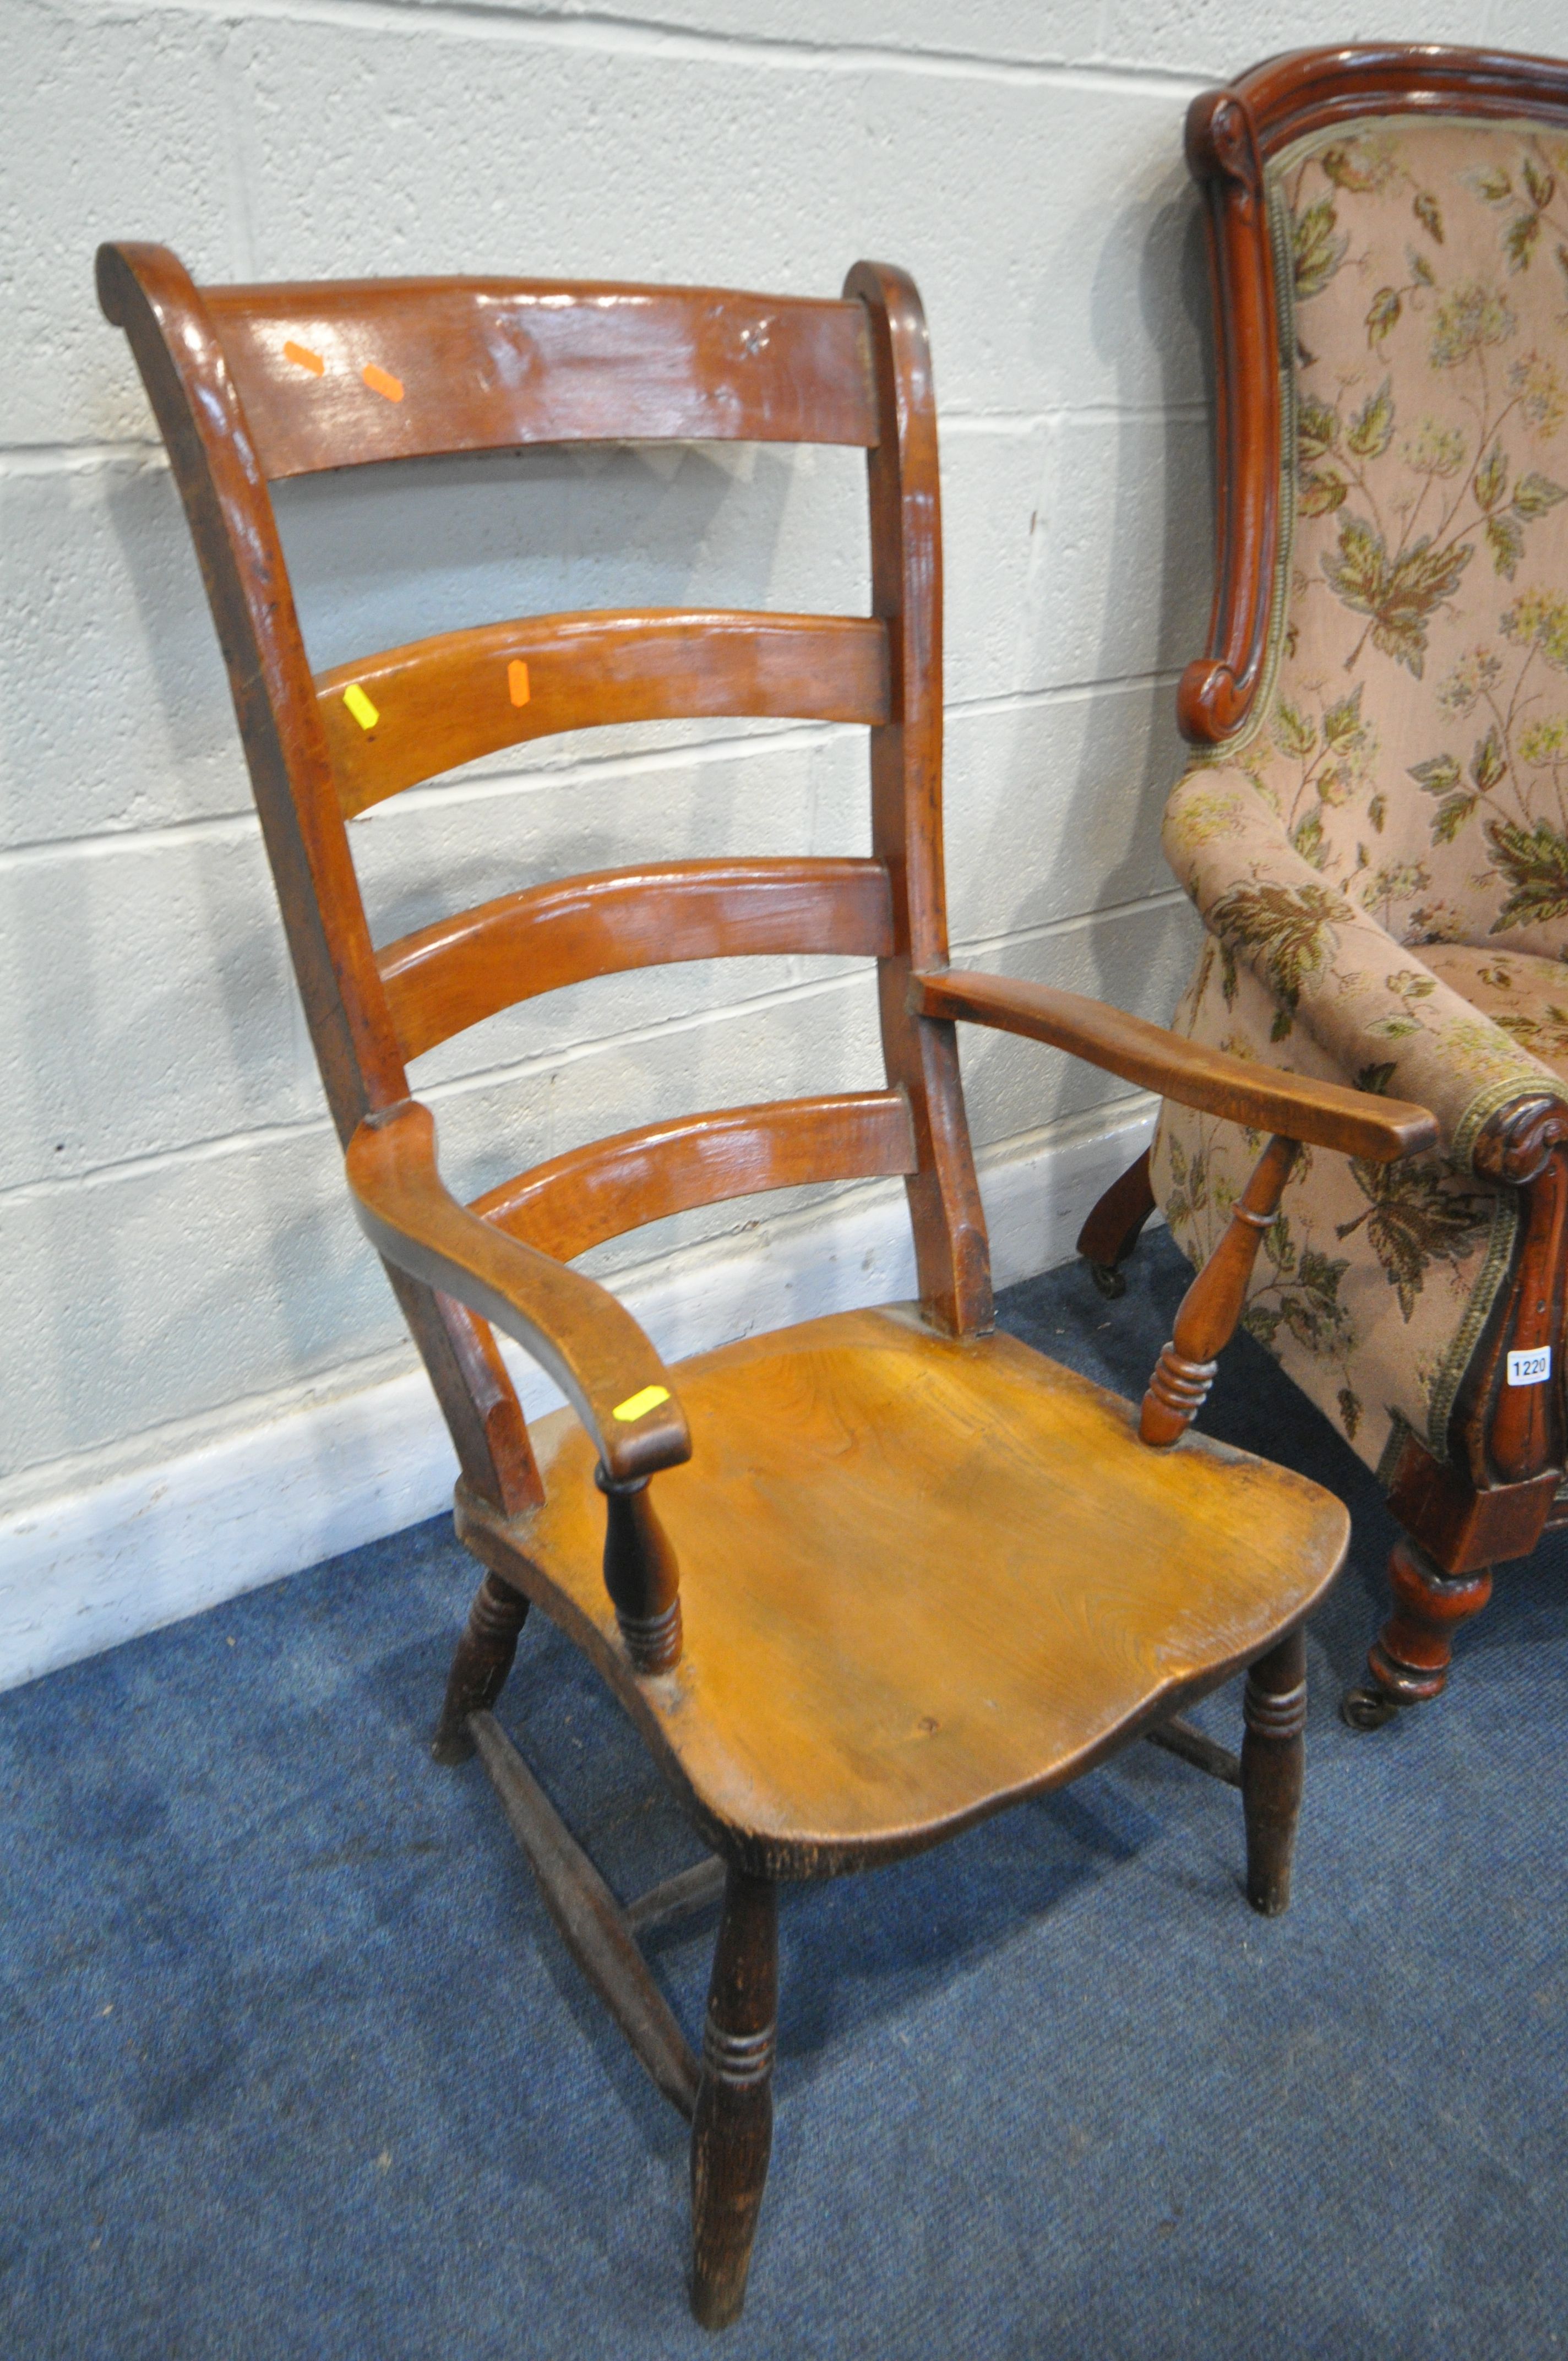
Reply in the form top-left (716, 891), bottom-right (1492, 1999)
top-left (1076, 1147), bottom-right (1156, 1298)
top-left (1240, 1626), bottom-right (1306, 1916)
top-left (690, 1867), bottom-right (778, 2331)
top-left (1341, 1534), bottom-right (1494, 1732)
top-left (432, 1569), bottom-right (531, 1765)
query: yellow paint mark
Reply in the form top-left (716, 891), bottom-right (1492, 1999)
top-left (508, 659), bottom-right (531, 708)
top-left (612, 1384), bottom-right (671, 1424)
top-left (362, 363), bottom-right (404, 404)
top-left (343, 683), bottom-right (380, 732)
top-left (284, 340), bottom-right (325, 376)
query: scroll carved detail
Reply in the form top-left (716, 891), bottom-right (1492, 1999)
top-left (1178, 83), bottom-right (1278, 744)
top-left (1189, 90), bottom-right (1264, 208)
top-left (1472, 1093), bottom-right (1568, 1187)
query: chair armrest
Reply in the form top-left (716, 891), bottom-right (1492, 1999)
top-left (910, 969), bottom-right (1438, 1162)
top-left (346, 1099), bottom-right (690, 1484)
top-left (1162, 767), bottom-right (1560, 1168)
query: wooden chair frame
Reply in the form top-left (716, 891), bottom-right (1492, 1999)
top-left (99, 238), bottom-right (1434, 2324)
top-left (1077, 43), bottom-right (1568, 1730)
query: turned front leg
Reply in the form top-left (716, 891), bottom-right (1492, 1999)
top-left (1141, 1134), bottom-right (1300, 1446)
top-left (690, 1868), bottom-right (778, 2331)
top-left (432, 1569), bottom-right (531, 1765)
top-left (1347, 1534), bottom-right (1493, 1726)
top-left (1240, 1625), bottom-right (1306, 1916)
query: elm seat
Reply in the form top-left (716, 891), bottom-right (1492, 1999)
top-left (464, 1306), bottom-right (1349, 1871)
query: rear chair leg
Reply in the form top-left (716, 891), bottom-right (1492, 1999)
top-left (1076, 1146), bottom-right (1156, 1298)
top-left (690, 1868), bottom-right (778, 2331)
top-left (432, 1569), bottom-right (530, 1766)
top-left (1240, 1626), bottom-right (1306, 1917)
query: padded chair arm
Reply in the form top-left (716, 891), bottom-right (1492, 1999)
top-left (910, 969), bottom-right (1438, 1162)
top-left (1162, 767), bottom-right (1563, 1169)
top-left (346, 1099), bottom-right (691, 1485)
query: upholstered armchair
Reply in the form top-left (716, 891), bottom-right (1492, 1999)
top-left (1081, 45), bottom-right (1568, 1726)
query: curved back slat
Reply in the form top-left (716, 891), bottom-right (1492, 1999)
top-left (204, 280), bottom-right (879, 479)
top-left (320, 611), bottom-right (890, 817)
top-left (100, 239), bottom-right (994, 1515)
top-left (473, 1092), bottom-right (917, 1263)
top-left (378, 857), bottom-right (894, 1062)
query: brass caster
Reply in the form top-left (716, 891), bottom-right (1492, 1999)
top-left (1339, 1682), bottom-right (1403, 1733)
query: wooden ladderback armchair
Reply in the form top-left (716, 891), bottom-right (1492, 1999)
top-left (99, 238), bottom-right (1430, 2323)
top-left (1079, 46), bottom-right (1568, 1729)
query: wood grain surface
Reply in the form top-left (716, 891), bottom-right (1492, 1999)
top-left (346, 1097), bottom-right (690, 1485)
top-left (473, 1092), bottom-right (916, 1262)
top-left (913, 967), bottom-right (1438, 1160)
top-left (847, 260), bottom-right (993, 1337)
top-left (320, 611), bottom-right (890, 817)
top-left (378, 857), bottom-right (892, 1062)
top-left (206, 279), bottom-right (879, 478)
top-left (458, 1304), bottom-right (1348, 1876)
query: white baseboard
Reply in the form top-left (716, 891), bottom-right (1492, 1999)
top-left (0, 1098), bottom-right (1156, 1694)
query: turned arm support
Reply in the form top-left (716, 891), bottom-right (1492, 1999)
top-left (912, 968), bottom-right (1442, 1450)
top-left (908, 970), bottom-right (1438, 1160)
top-left (347, 1098), bottom-right (689, 1672)
top-left (1139, 1134), bottom-right (1298, 1445)
top-left (1142, 1092), bottom-right (1568, 1460)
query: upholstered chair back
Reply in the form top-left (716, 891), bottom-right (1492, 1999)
top-left (1242, 116), bottom-right (1568, 956)
top-left (1158, 87), bottom-right (1568, 1494)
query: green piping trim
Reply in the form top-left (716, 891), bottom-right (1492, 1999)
top-left (1423, 1183), bottom-right (1520, 1460)
top-left (1375, 1410), bottom-right (1417, 1490)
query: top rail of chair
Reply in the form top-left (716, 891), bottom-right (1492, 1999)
top-left (1210, 43), bottom-right (1568, 162)
top-left (197, 276), bottom-right (881, 477)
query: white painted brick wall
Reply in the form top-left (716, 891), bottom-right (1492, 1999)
top-left (3, 0), bottom-right (1562, 1675)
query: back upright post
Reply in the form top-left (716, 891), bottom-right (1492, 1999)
top-left (845, 260), bottom-right (993, 1338)
top-left (95, 240), bottom-right (540, 1520)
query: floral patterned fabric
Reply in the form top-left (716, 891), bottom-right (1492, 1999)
top-left (1155, 115), bottom-right (1568, 1481)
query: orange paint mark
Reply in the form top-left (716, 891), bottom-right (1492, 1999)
top-left (362, 363), bottom-right (404, 404)
top-left (284, 340), bottom-right (325, 376)
top-left (508, 660), bottom-right (531, 708)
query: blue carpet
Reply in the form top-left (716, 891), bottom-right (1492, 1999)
top-left (3, 1233), bottom-right (1565, 2359)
